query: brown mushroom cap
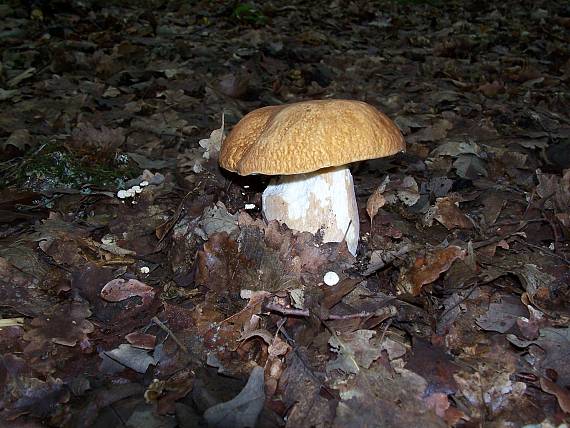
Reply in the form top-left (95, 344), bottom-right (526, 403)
top-left (219, 99), bottom-right (405, 176)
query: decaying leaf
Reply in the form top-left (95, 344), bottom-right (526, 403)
top-left (433, 197), bottom-right (473, 229)
top-left (196, 201), bottom-right (238, 240)
top-left (507, 327), bottom-right (570, 386)
top-left (1, 370), bottom-right (70, 421)
top-left (67, 123), bottom-right (125, 159)
top-left (366, 187), bottom-right (386, 223)
top-left (540, 377), bottom-right (570, 413)
top-left (101, 344), bottom-right (156, 374)
top-left (476, 297), bottom-right (529, 334)
top-left (195, 232), bottom-right (247, 293)
top-left (203, 366), bottom-right (265, 428)
top-left (453, 154), bottom-right (488, 179)
top-left (23, 301), bottom-right (94, 348)
top-left (4, 129), bottom-right (35, 151)
top-left (367, 176), bottom-right (420, 219)
top-left (327, 329), bottom-right (382, 374)
top-left (280, 348), bottom-right (336, 427)
top-left (100, 278), bottom-right (155, 305)
top-left (196, 215), bottom-right (353, 295)
top-left (199, 114), bottom-right (224, 160)
top-left (125, 332), bottom-right (157, 350)
top-left (398, 245), bottom-right (466, 295)
top-left (332, 365), bottom-right (447, 428)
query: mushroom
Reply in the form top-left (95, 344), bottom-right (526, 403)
top-left (219, 99), bottom-right (405, 255)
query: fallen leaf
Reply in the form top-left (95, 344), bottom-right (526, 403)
top-left (203, 366), bottom-right (265, 428)
top-left (3, 129), bottom-right (35, 151)
top-left (125, 332), bottom-right (157, 350)
top-left (398, 246), bottom-right (467, 295)
top-left (2, 373), bottom-right (69, 421)
top-left (408, 119), bottom-right (453, 143)
top-left (327, 330), bottom-right (382, 374)
top-left (102, 344), bottom-right (156, 374)
top-left (218, 73), bottom-right (250, 99)
top-left (67, 123), bottom-right (125, 160)
top-left (476, 298), bottom-right (528, 334)
top-left (100, 278), bottom-right (155, 305)
top-left (478, 80), bottom-right (504, 97)
top-left (507, 327), bottom-right (570, 386)
top-left (332, 365), bottom-right (446, 428)
top-left (196, 201), bottom-right (238, 240)
top-left (281, 348), bottom-right (336, 427)
top-left (430, 139), bottom-right (481, 158)
top-left (405, 338), bottom-right (460, 395)
top-left (453, 154), bottom-right (488, 179)
top-left (540, 377), bottom-right (570, 413)
top-left (434, 197), bottom-right (473, 229)
top-left (366, 187), bottom-right (386, 223)
top-left (23, 301), bottom-right (94, 348)
top-left (198, 114), bottom-right (224, 161)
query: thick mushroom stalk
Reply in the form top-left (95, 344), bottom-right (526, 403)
top-left (262, 166), bottom-right (359, 255)
top-left (219, 99), bottom-right (405, 257)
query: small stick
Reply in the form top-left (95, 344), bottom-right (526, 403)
top-left (151, 316), bottom-right (188, 354)
top-left (263, 303), bottom-right (309, 317)
top-left (264, 302), bottom-right (397, 321)
top-left (328, 310), bottom-right (385, 320)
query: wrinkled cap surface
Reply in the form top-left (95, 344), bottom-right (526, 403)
top-left (219, 99), bottom-right (405, 175)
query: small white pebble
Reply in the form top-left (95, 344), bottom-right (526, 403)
top-left (245, 203), bottom-right (256, 210)
top-left (324, 271), bottom-right (340, 286)
top-left (117, 189), bottom-right (128, 199)
top-left (243, 185), bottom-right (250, 189)
top-left (140, 180), bottom-right (149, 187)
top-left (140, 266), bottom-right (150, 274)
top-left (126, 188), bottom-right (136, 197)
top-left (132, 185), bottom-right (142, 193)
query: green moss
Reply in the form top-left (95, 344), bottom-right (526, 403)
top-left (4, 143), bottom-right (139, 192)
top-left (232, 3), bottom-right (268, 26)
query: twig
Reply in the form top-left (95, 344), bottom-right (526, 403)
top-left (264, 302), bottom-right (398, 321)
top-left (151, 316), bottom-right (188, 354)
top-left (472, 219), bottom-right (544, 250)
top-left (279, 326), bottom-right (337, 399)
top-left (542, 212), bottom-right (561, 255)
top-left (155, 184), bottom-right (201, 249)
top-left (264, 303), bottom-right (309, 317)
top-left (513, 237), bottom-right (570, 265)
top-left (377, 318), bottom-right (393, 347)
top-left (328, 311), bottom-right (375, 320)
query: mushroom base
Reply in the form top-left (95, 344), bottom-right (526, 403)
top-left (262, 166), bottom-right (360, 255)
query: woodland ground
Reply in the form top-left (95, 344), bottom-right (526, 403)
top-left (0, 0), bottom-right (569, 427)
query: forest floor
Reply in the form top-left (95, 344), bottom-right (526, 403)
top-left (0, 0), bottom-right (569, 426)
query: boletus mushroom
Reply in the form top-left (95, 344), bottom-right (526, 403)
top-left (219, 99), bottom-right (405, 255)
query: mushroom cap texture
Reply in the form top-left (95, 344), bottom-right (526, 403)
top-left (219, 99), bottom-right (405, 175)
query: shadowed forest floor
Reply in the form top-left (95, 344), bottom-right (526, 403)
top-left (0, 0), bottom-right (569, 426)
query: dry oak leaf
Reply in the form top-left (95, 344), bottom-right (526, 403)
top-left (366, 187), bottom-right (386, 223)
top-left (100, 278), bottom-right (155, 306)
top-left (540, 377), bottom-right (570, 413)
top-left (398, 246), bottom-right (466, 295)
top-left (327, 330), bottom-right (382, 374)
top-left (23, 301), bottom-right (94, 347)
top-left (434, 197), bottom-right (473, 230)
top-left (195, 232), bottom-right (248, 293)
top-left (204, 366), bottom-right (265, 428)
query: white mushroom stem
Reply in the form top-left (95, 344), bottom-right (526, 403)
top-left (262, 166), bottom-right (360, 255)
